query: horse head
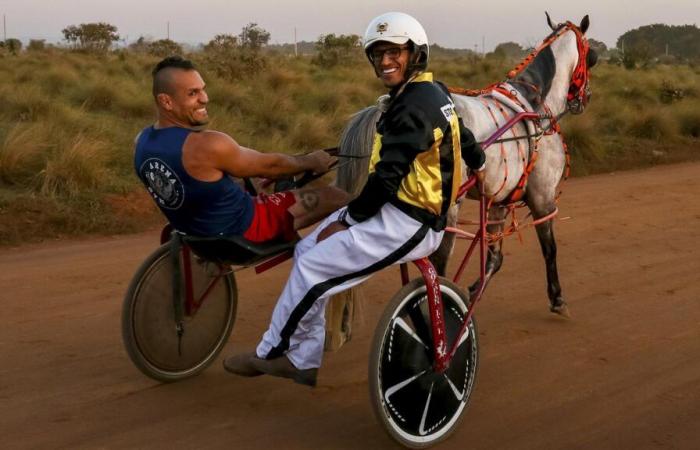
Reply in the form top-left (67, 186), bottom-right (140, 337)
top-left (509, 13), bottom-right (597, 117)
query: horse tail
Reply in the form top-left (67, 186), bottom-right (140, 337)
top-left (336, 105), bottom-right (381, 195)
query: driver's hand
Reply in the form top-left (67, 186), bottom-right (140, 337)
top-left (476, 168), bottom-right (486, 185)
top-left (305, 149), bottom-right (335, 174)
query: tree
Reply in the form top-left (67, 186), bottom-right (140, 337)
top-left (128, 36), bottom-right (150, 53)
top-left (617, 24), bottom-right (700, 61)
top-left (2, 38), bottom-right (22, 55)
top-left (146, 39), bottom-right (183, 57)
top-left (239, 23), bottom-right (270, 51)
top-left (492, 41), bottom-right (525, 59)
top-left (27, 39), bottom-right (46, 52)
top-left (312, 33), bottom-right (362, 67)
top-left (62, 22), bottom-right (120, 52)
top-left (204, 34), bottom-right (238, 52)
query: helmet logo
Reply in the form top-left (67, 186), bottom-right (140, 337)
top-left (376, 22), bottom-right (388, 33)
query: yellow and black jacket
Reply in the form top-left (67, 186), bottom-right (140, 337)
top-left (346, 72), bottom-right (483, 231)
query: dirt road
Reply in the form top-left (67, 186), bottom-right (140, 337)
top-left (2, 162), bottom-right (699, 450)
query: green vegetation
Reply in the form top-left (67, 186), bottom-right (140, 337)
top-left (0, 39), bottom-right (698, 245)
top-left (617, 24), bottom-right (700, 65)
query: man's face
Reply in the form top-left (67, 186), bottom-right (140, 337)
top-left (369, 42), bottom-right (411, 88)
top-left (161, 69), bottom-right (209, 126)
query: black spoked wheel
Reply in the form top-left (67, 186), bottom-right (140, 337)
top-left (122, 244), bottom-right (237, 382)
top-left (370, 277), bottom-right (478, 448)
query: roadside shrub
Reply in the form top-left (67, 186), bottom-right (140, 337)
top-left (562, 113), bottom-right (603, 172)
top-left (289, 114), bottom-right (333, 150)
top-left (4, 84), bottom-right (52, 122)
top-left (40, 134), bottom-right (111, 197)
top-left (626, 110), bottom-right (678, 140)
top-left (0, 123), bottom-right (49, 186)
top-left (673, 102), bottom-right (700, 138)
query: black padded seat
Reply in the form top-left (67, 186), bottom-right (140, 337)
top-left (180, 233), bottom-right (298, 266)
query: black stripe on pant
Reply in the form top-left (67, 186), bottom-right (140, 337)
top-left (266, 223), bottom-right (430, 359)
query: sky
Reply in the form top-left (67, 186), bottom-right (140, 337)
top-left (1, 0), bottom-right (698, 50)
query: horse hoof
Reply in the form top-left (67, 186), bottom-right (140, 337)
top-left (550, 302), bottom-right (570, 318)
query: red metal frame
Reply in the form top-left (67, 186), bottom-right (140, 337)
top-left (407, 112), bottom-right (540, 372)
top-left (173, 111), bottom-right (539, 371)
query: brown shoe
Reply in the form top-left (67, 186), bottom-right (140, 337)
top-left (223, 351), bottom-right (264, 377)
top-left (250, 356), bottom-right (318, 387)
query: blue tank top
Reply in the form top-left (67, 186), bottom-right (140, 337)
top-left (134, 126), bottom-right (254, 236)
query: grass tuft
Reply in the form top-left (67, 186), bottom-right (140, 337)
top-left (40, 134), bottom-right (111, 197)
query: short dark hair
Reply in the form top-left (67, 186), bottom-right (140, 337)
top-left (152, 55), bottom-right (196, 98)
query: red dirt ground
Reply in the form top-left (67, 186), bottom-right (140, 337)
top-left (1, 162), bottom-right (699, 449)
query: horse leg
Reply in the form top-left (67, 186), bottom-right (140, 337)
top-left (468, 206), bottom-right (507, 297)
top-left (532, 213), bottom-right (569, 316)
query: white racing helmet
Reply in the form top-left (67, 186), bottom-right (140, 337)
top-left (363, 12), bottom-right (429, 73)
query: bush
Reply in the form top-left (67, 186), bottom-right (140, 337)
top-left (312, 34), bottom-right (362, 68)
top-left (40, 134), bottom-right (111, 197)
top-left (0, 123), bottom-right (49, 186)
top-left (2, 38), bottom-right (22, 55)
top-left (626, 110), bottom-right (678, 140)
top-left (27, 39), bottom-right (46, 52)
top-left (146, 39), bottom-right (183, 57)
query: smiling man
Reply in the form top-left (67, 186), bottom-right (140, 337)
top-left (134, 56), bottom-right (349, 242)
top-left (223, 12), bottom-right (485, 387)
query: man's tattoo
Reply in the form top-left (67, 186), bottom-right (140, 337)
top-left (300, 190), bottom-right (320, 212)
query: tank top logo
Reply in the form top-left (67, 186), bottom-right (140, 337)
top-left (139, 158), bottom-right (184, 210)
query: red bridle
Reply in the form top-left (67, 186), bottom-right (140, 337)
top-left (507, 22), bottom-right (592, 114)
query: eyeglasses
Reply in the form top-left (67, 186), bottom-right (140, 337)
top-left (370, 45), bottom-right (410, 62)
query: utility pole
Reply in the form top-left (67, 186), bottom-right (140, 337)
top-left (3, 14), bottom-right (6, 42)
top-left (167, 21), bottom-right (170, 40)
top-left (482, 35), bottom-right (485, 57)
top-left (665, 43), bottom-right (669, 56)
top-left (294, 27), bottom-right (298, 57)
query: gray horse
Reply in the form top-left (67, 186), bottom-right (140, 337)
top-left (336, 14), bottom-right (597, 315)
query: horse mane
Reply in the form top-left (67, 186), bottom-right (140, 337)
top-left (336, 106), bottom-right (382, 194)
top-left (513, 46), bottom-right (556, 107)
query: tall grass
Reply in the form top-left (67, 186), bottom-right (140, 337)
top-left (0, 49), bottom-right (698, 245)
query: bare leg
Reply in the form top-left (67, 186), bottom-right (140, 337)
top-left (289, 186), bottom-right (351, 230)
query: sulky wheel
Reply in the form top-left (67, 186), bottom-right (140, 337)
top-left (122, 244), bottom-right (237, 382)
top-left (369, 277), bottom-right (478, 448)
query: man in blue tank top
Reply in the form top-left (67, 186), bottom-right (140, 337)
top-left (135, 56), bottom-right (350, 241)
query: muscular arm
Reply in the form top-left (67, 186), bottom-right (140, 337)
top-left (183, 130), bottom-right (329, 181)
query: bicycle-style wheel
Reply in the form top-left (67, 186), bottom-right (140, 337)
top-left (122, 244), bottom-right (237, 382)
top-left (369, 277), bottom-right (478, 448)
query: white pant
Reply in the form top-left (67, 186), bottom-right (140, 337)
top-left (256, 203), bottom-right (444, 369)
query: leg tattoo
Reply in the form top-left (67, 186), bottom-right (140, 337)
top-left (299, 190), bottom-right (320, 212)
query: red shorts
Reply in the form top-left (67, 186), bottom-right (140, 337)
top-left (243, 192), bottom-right (297, 243)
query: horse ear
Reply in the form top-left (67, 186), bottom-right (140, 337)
top-left (580, 15), bottom-right (590, 34)
top-left (545, 12), bottom-right (556, 31)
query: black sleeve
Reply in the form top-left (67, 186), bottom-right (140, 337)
top-left (346, 102), bottom-right (434, 223)
top-left (459, 118), bottom-right (485, 170)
